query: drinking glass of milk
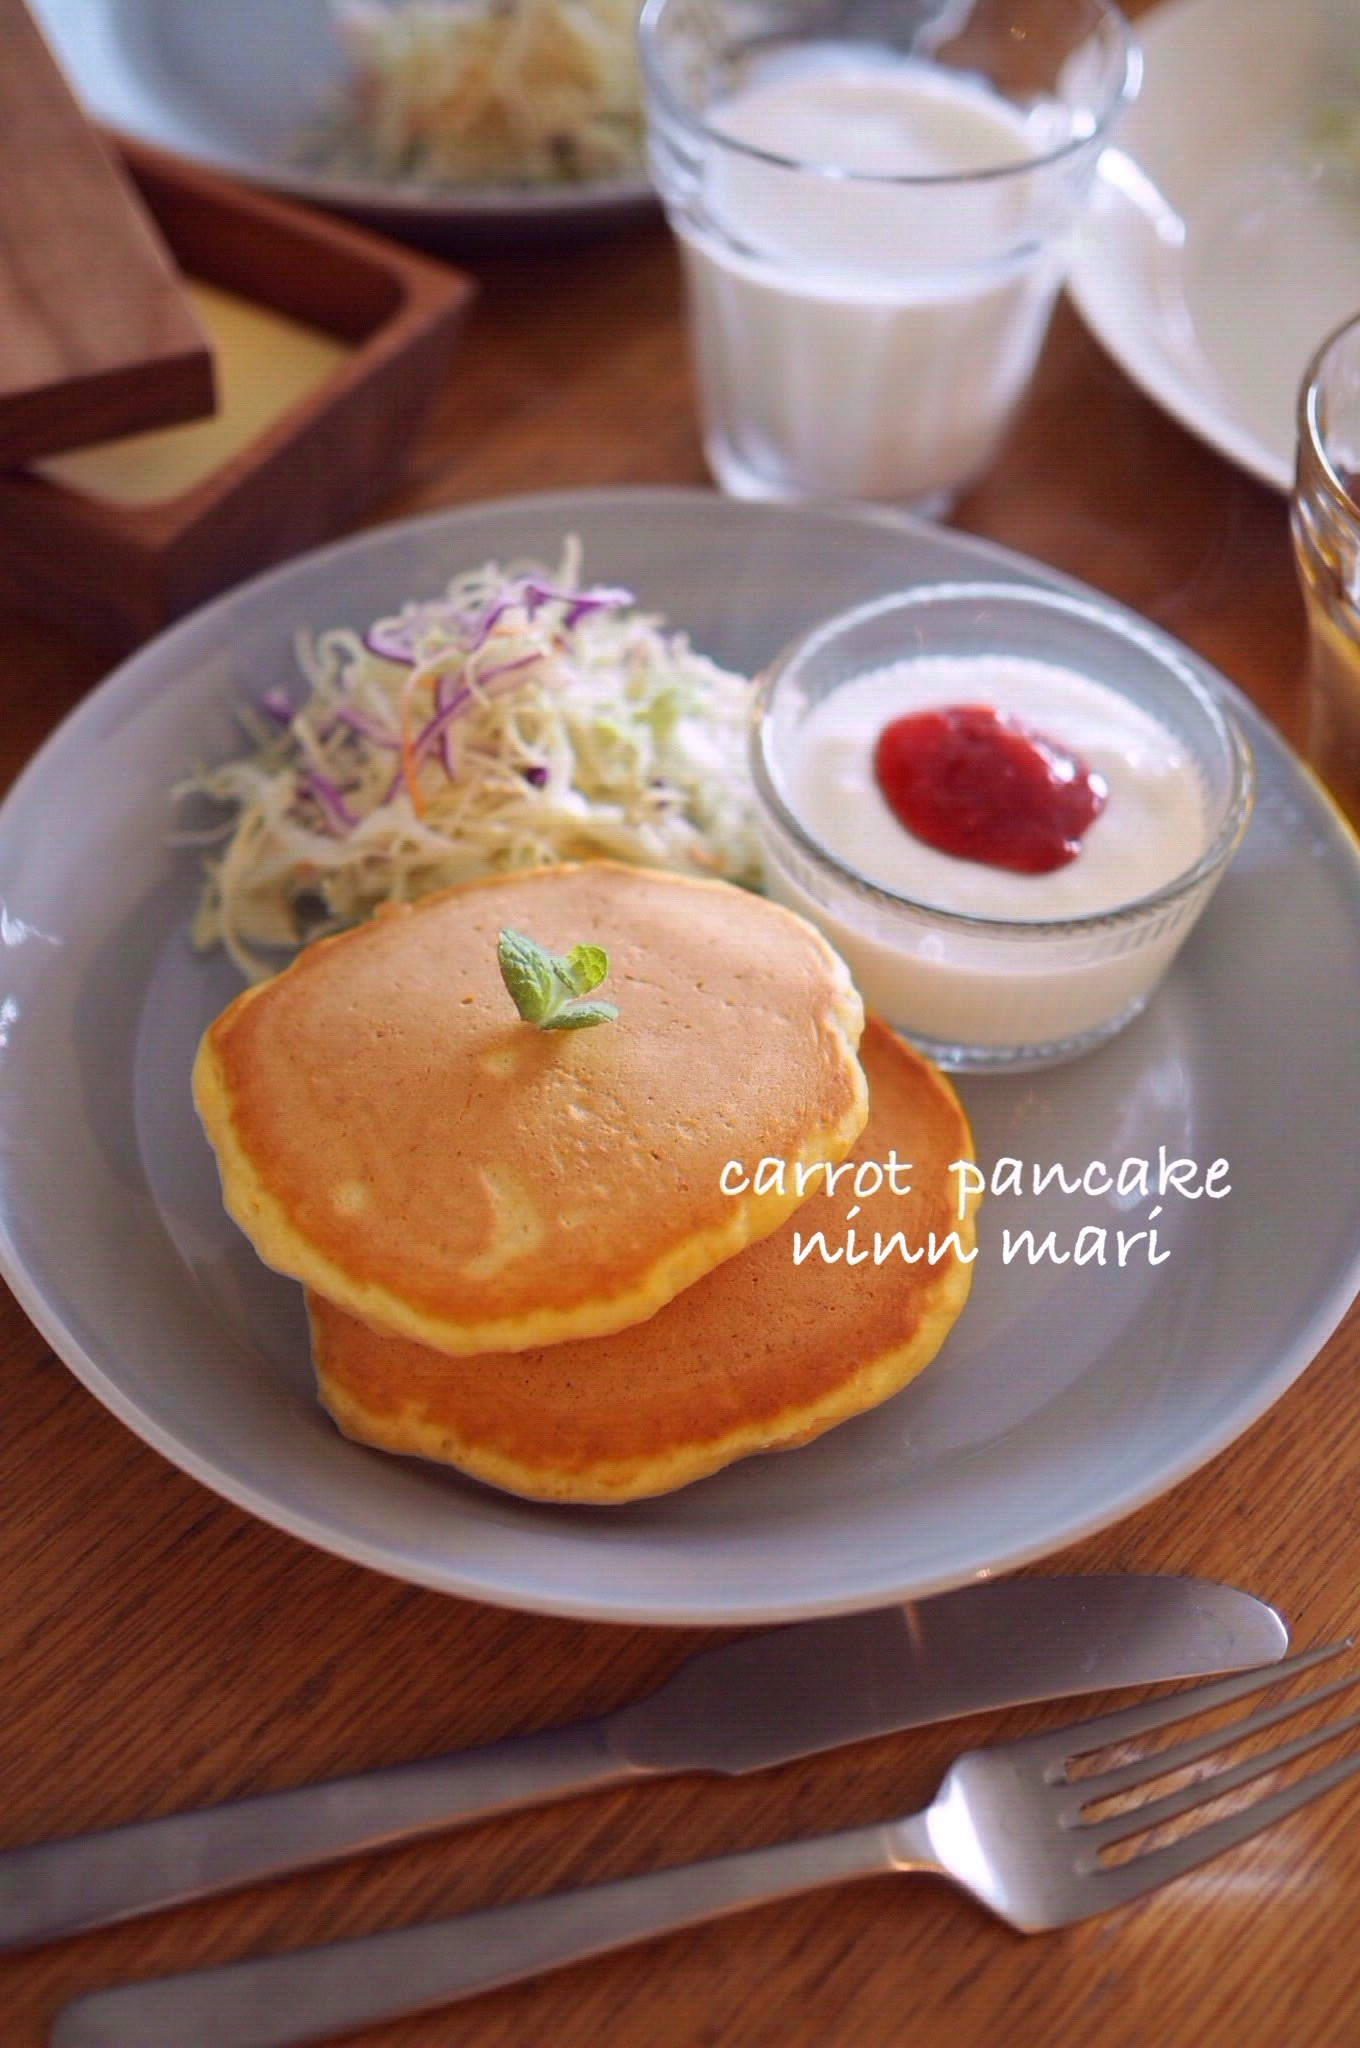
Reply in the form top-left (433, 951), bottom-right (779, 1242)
top-left (640, 0), bottom-right (1140, 510)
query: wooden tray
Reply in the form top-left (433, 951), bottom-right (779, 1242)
top-left (0, 141), bottom-right (476, 650)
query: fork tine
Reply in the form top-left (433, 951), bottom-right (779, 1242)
top-left (1079, 1694), bottom-right (1360, 1851)
top-left (1025, 1641), bottom-right (1351, 1776)
top-left (1082, 1720), bottom-right (1360, 1911)
top-left (1074, 1669), bottom-right (1360, 1803)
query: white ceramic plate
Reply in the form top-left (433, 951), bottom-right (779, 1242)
top-left (2, 489), bottom-right (1359, 1624)
top-left (28, 0), bottom-right (654, 242)
top-left (1069, 0), bottom-right (1360, 492)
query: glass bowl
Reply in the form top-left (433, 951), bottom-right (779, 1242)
top-left (751, 581), bottom-right (1255, 1071)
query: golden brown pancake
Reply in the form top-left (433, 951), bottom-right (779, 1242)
top-left (194, 863), bottom-right (867, 1355)
top-left (308, 1017), bottom-right (978, 1502)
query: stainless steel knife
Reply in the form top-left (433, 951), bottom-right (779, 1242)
top-left (0, 1572), bottom-right (1286, 1953)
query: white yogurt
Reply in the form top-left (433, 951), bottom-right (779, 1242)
top-left (766, 654), bottom-right (1213, 1056)
top-left (788, 655), bottom-right (1208, 918)
top-left (682, 53), bottom-right (1074, 505)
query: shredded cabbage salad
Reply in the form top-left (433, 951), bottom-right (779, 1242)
top-left (179, 542), bottom-right (762, 981)
top-left (310, 0), bottom-right (644, 186)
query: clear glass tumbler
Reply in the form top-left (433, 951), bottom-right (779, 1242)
top-left (640, 0), bottom-right (1139, 512)
top-left (1294, 312), bottom-right (1360, 833)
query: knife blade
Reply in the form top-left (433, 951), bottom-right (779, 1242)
top-left (0, 1573), bottom-right (1285, 1953)
top-left (610, 1572), bottom-right (1288, 1771)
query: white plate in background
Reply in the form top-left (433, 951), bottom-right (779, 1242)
top-left (28, 0), bottom-right (654, 241)
top-left (1069, 0), bottom-right (1360, 491)
top-left (2, 489), bottom-right (1359, 1623)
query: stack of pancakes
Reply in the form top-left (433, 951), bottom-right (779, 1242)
top-left (195, 862), bottom-right (978, 1502)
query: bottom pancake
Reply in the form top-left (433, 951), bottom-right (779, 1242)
top-left (308, 1018), bottom-right (979, 1503)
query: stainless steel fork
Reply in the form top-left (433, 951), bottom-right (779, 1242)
top-left (52, 1642), bottom-right (1360, 2048)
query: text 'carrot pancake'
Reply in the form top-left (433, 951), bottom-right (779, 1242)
top-left (194, 863), bottom-right (867, 1355)
top-left (308, 1018), bottom-right (977, 1502)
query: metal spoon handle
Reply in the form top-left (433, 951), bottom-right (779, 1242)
top-left (0, 1720), bottom-right (634, 1953)
top-left (51, 1825), bottom-right (901, 2048)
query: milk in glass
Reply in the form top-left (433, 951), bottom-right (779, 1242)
top-left (681, 53), bottom-right (1073, 505)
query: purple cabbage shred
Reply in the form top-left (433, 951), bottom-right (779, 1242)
top-left (298, 769), bottom-right (359, 835)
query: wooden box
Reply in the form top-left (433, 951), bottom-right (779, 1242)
top-left (0, 141), bottom-right (476, 650)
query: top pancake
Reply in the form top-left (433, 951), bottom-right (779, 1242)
top-left (307, 1017), bottom-right (979, 1502)
top-left (193, 862), bottom-right (867, 1355)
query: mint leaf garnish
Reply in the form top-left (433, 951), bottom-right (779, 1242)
top-left (498, 929), bottom-right (618, 1031)
top-left (564, 943), bottom-right (609, 996)
top-left (496, 928), bottom-right (559, 1024)
top-left (542, 1000), bottom-right (620, 1031)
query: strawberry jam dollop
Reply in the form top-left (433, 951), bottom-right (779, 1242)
top-left (873, 703), bottom-right (1108, 875)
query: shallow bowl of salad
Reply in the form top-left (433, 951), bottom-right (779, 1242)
top-left (28, 0), bottom-right (656, 243)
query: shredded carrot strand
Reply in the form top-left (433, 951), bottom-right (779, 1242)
top-left (398, 665), bottom-right (433, 816)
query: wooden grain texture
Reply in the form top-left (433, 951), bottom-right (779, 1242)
top-left (3, 6), bottom-right (1360, 2040)
top-left (0, 142), bottom-right (476, 650)
top-left (0, 0), bottom-right (214, 461)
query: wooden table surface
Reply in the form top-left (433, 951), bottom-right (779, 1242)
top-left (5, 39), bottom-right (1360, 2048)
